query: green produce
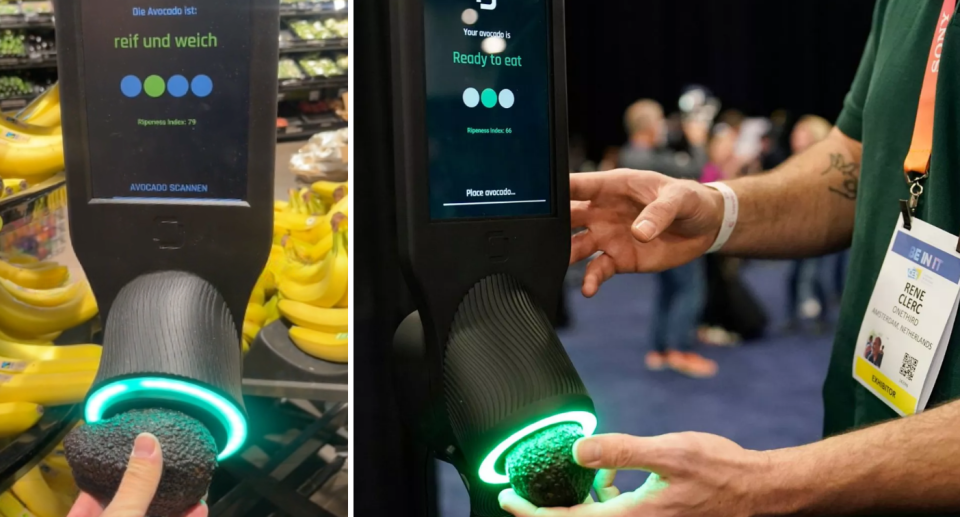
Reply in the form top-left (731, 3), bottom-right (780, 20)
top-left (506, 423), bottom-right (596, 508)
top-left (279, 58), bottom-right (305, 80)
top-left (335, 53), bottom-right (348, 71)
top-left (64, 408), bottom-right (218, 517)
top-left (0, 76), bottom-right (34, 99)
top-left (288, 19), bottom-right (333, 40)
top-left (298, 55), bottom-right (343, 77)
top-left (0, 30), bottom-right (25, 57)
top-left (0, 2), bottom-right (19, 15)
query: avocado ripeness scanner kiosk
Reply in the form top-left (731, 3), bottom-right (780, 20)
top-left (52, 0), bottom-right (277, 513)
top-left (389, 0), bottom-right (598, 515)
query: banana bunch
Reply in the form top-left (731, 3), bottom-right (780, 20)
top-left (0, 255), bottom-right (98, 336)
top-left (0, 433), bottom-right (78, 517)
top-left (3, 459), bottom-right (74, 517)
top-left (242, 267), bottom-right (278, 354)
top-left (249, 182), bottom-right (348, 363)
top-left (0, 84), bottom-right (63, 185)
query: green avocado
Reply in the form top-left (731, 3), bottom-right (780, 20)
top-left (505, 423), bottom-right (596, 508)
top-left (63, 408), bottom-right (218, 517)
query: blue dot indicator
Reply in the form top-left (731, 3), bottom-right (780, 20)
top-left (167, 75), bottom-right (189, 97)
top-left (120, 75), bottom-right (142, 98)
top-left (191, 75), bottom-right (213, 97)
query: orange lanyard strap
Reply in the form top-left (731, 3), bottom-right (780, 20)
top-left (904, 0), bottom-right (956, 179)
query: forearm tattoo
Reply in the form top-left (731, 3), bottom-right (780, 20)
top-left (821, 153), bottom-right (860, 200)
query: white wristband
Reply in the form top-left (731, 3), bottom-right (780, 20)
top-left (704, 182), bottom-right (738, 254)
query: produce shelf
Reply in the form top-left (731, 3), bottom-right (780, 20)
top-left (279, 6), bottom-right (348, 18)
top-left (277, 113), bottom-right (346, 142)
top-left (279, 39), bottom-right (348, 53)
top-left (0, 13), bottom-right (54, 30)
top-left (0, 54), bottom-right (57, 71)
top-left (0, 405), bottom-right (81, 494)
top-left (242, 320), bottom-right (347, 401)
top-left (0, 321), bottom-right (100, 493)
top-left (278, 75), bottom-right (347, 95)
top-left (0, 94), bottom-right (34, 110)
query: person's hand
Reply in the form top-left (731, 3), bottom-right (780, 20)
top-left (67, 433), bottom-right (207, 517)
top-left (499, 432), bottom-right (768, 517)
top-left (570, 170), bottom-right (723, 296)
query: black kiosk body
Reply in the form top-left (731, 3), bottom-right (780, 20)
top-left (390, 0), bottom-right (597, 515)
top-left (53, 0), bottom-right (278, 461)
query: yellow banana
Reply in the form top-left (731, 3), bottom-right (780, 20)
top-left (0, 371), bottom-right (95, 405)
top-left (263, 295), bottom-right (280, 325)
top-left (2, 179), bottom-right (27, 196)
top-left (242, 320), bottom-right (261, 343)
top-left (289, 326), bottom-right (348, 363)
top-left (289, 231), bottom-right (333, 264)
top-left (0, 491), bottom-right (37, 517)
top-left (335, 291), bottom-right (348, 308)
top-left (0, 341), bottom-right (100, 362)
top-left (241, 338), bottom-right (250, 355)
top-left (278, 232), bottom-right (347, 307)
top-left (0, 286), bottom-right (97, 336)
top-left (0, 129), bottom-right (63, 182)
top-left (11, 467), bottom-right (69, 517)
top-left (15, 83), bottom-right (60, 127)
top-left (310, 180), bottom-right (347, 205)
top-left (274, 200), bottom-right (289, 212)
top-left (0, 277), bottom-right (83, 308)
top-left (0, 327), bottom-right (60, 344)
top-left (0, 253), bottom-right (38, 265)
top-left (0, 356), bottom-right (99, 375)
top-left (245, 303), bottom-right (266, 326)
top-left (249, 286), bottom-right (265, 306)
top-left (278, 300), bottom-right (347, 333)
top-left (0, 402), bottom-right (43, 438)
top-left (0, 260), bottom-right (69, 290)
top-left (38, 462), bottom-right (76, 501)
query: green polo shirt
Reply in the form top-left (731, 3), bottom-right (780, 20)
top-left (826, 0), bottom-right (960, 445)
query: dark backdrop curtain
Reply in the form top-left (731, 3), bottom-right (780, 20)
top-left (565, 0), bottom-right (877, 160)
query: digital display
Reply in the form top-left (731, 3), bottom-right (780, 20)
top-left (80, 0), bottom-right (253, 201)
top-left (423, 0), bottom-right (553, 219)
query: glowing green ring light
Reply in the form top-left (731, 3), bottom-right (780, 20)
top-left (84, 377), bottom-right (247, 460)
top-left (478, 411), bottom-right (597, 485)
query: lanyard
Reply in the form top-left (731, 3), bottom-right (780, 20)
top-left (903, 0), bottom-right (957, 213)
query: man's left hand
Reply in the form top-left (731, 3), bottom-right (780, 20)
top-left (499, 432), bottom-right (769, 517)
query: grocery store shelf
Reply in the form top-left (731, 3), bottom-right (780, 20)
top-left (277, 113), bottom-right (346, 142)
top-left (0, 94), bottom-right (35, 109)
top-left (280, 6), bottom-right (348, 18)
top-left (278, 75), bottom-right (347, 94)
top-left (0, 13), bottom-right (54, 30)
top-left (0, 405), bottom-right (81, 494)
top-left (0, 54), bottom-right (57, 71)
top-left (243, 320), bottom-right (347, 400)
top-left (0, 171), bottom-right (64, 212)
top-left (279, 39), bottom-right (348, 53)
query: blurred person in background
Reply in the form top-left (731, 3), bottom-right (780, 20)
top-left (699, 123), bottom-right (768, 346)
top-left (619, 99), bottom-right (716, 377)
top-left (786, 115), bottom-right (833, 333)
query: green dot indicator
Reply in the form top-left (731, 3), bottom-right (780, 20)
top-left (481, 88), bottom-right (498, 108)
top-left (144, 75), bottom-right (166, 98)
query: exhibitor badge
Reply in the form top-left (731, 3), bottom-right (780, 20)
top-left (853, 214), bottom-right (960, 416)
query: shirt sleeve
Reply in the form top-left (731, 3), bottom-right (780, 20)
top-left (836, 0), bottom-right (888, 142)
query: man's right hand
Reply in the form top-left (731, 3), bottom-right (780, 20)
top-left (570, 170), bottom-right (724, 297)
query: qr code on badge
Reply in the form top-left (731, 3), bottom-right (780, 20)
top-left (900, 353), bottom-right (918, 381)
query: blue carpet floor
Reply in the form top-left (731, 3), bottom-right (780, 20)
top-left (438, 261), bottom-right (838, 516)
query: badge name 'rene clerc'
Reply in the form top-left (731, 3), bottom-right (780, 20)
top-left (854, 214), bottom-right (960, 416)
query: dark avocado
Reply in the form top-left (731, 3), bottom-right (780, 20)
top-left (64, 408), bottom-right (218, 517)
top-left (505, 423), bottom-right (596, 508)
